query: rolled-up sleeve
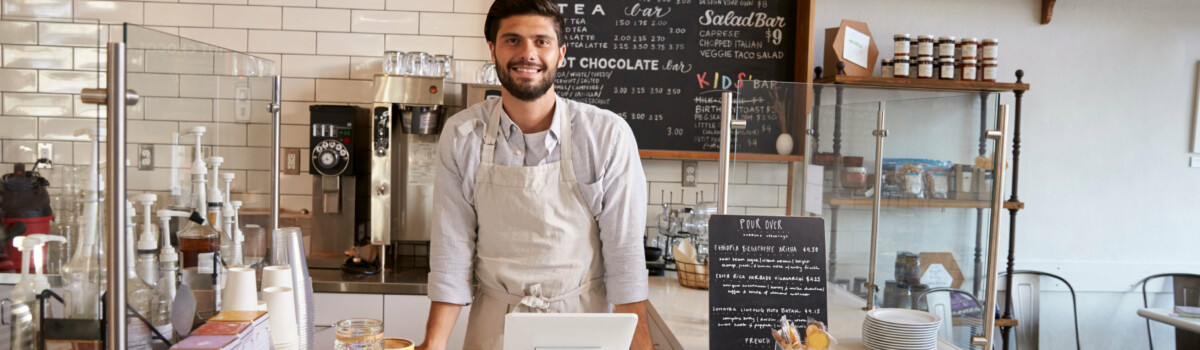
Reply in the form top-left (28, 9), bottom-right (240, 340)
top-left (597, 123), bottom-right (650, 305)
top-left (427, 123), bottom-right (478, 305)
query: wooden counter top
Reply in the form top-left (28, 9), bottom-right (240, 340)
top-left (646, 273), bottom-right (962, 350)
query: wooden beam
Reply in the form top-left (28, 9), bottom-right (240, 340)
top-left (1041, 0), bottom-right (1056, 25)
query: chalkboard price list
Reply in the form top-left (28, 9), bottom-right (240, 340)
top-left (708, 216), bottom-right (828, 349)
top-left (556, 1), bottom-right (797, 153)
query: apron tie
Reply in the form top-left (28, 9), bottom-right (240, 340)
top-left (479, 279), bottom-right (602, 314)
top-left (518, 284), bottom-right (552, 313)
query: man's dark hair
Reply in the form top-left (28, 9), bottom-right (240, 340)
top-left (484, 0), bottom-right (566, 46)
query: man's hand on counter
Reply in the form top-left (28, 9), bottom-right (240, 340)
top-left (614, 300), bottom-right (654, 350)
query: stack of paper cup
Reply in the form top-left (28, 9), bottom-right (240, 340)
top-left (221, 267), bottom-right (258, 311)
top-left (262, 265), bottom-right (293, 289)
top-left (263, 286), bottom-right (299, 350)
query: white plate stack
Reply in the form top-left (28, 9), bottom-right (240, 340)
top-left (862, 308), bottom-right (942, 350)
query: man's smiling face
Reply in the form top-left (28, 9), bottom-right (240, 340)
top-left (489, 14), bottom-right (566, 101)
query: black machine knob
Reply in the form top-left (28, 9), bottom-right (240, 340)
top-left (312, 140), bottom-right (350, 176)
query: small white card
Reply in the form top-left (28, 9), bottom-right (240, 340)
top-left (843, 27), bottom-right (871, 69)
top-left (921, 263), bottom-right (954, 289)
top-left (805, 164), bottom-right (824, 216)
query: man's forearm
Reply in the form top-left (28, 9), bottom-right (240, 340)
top-left (614, 300), bottom-right (653, 350)
top-left (418, 301), bottom-right (464, 350)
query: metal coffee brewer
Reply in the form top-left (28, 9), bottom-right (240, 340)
top-left (368, 74), bottom-right (446, 269)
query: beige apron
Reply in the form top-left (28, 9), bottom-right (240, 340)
top-left (463, 100), bottom-right (609, 350)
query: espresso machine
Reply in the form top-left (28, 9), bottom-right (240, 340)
top-left (308, 105), bottom-right (371, 268)
top-left (368, 74), bottom-right (446, 268)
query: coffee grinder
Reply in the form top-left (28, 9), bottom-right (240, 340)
top-left (308, 105), bottom-right (372, 270)
top-left (369, 74), bottom-right (445, 271)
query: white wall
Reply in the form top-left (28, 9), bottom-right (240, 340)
top-left (816, 0), bottom-right (1200, 348)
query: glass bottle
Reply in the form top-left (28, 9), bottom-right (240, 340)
top-left (178, 170), bottom-right (219, 269)
top-left (61, 174), bottom-right (102, 319)
top-left (125, 201), bottom-right (156, 349)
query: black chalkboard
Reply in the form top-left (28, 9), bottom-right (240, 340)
top-left (555, 1), bottom-right (798, 153)
top-left (708, 215), bottom-right (828, 349)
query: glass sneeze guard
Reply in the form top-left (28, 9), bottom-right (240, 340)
top-left (729, 81), bottom-right (1010, 349)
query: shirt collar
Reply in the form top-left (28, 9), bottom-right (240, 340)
top-left (497, 95), bottom-right (562, 146)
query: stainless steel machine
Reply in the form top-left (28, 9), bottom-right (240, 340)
top-left (308, 105), bottom-right (371, 268)
top-left (369, 75), bottom-right (446, 253)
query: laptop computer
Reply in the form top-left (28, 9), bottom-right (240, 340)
top-left (503, 313), bottom-right (638, 350)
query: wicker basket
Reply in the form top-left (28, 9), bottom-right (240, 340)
top-left (676, 261), bottom-right (709, 290)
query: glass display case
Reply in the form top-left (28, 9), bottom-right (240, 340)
top-left (728, 81), bottom-right (1011, 349)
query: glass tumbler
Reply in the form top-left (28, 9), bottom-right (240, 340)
top-left (335, 318), bottom-right (384, 350)
top-left (477, 62), bottom-right (498, 85)
top-left (383, 51), bottom-right (401, 75)
top-left (433, 54), bottom-right (453, 79)
top-left (406, 52), bottom-right (430, 76)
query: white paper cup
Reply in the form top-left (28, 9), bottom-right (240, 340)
top-left (222, 267), bottom-right (259, 311)
top-left (264, 286), bottom-right (300, 345)
top-left (261, 265), bottom-right (293, 290)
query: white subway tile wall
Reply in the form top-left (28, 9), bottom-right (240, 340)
top-left (283, 7), bottom-right (349, 32)
top-left (143, 3), bottom-right (214, 27)
top-left (0, 1), bottom-right (794, 220)
top-left (350, 10), bottom-right (418, 34)
top-left (0, 68), bottom-right (38, 92)
top-left (319, 0), bottom-right (383, 10)
top-left (213, 5), bottom-right (281, 29)
top-left (178, 28), bottom-right (249, 52)
top-left (316, 32), bottom-right (383, 56)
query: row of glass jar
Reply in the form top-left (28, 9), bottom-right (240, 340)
top-left (383, 51), bottom-right (454, 78)
top-left (880, 56), bottom-right (999, 81)
top-left (893, 34), bottom-right (999, 61)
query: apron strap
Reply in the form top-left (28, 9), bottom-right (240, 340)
top-left (480, 100), bottom-right (503, 167)
top-left (556, 97), bottom-right (577, 183)
top-left (479, 279), bottom-right (601, 313)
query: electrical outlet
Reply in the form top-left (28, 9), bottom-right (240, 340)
top-left (138, 144), bottom-right (154, 170)
top-left (284, 148), bottom-right (301, 175)
top-left (681, 161), bottom-right (698, 187)
top-left (235, 82), bottom-right (251, 121)
top-left (1191, 156), bottom-right (1200, 168)
top-left (36, 143), bottom-right (52, 167)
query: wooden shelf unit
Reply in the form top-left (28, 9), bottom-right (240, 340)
top-left (815, 75), bottom-right (1030, 92)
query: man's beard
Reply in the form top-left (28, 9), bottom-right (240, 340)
top-left (497, 59), bottom-right (556, 101)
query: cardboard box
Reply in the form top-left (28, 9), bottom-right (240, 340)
top-left (823, 19), bottom-right (879, 78)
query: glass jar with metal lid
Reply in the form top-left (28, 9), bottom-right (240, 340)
top-left (917, 35), bottom-right (935, 57)
top-left (336, 318), bottom-right (384, 349)
top-left (982, 38), bottom-right (999, 60)
top-left (892, 57), bottom-right (910, 78)
top-left (938, 57), bottom-right (955, 80)
top-left (981, 59), bottom-right (998, 82)
top-left (937, 36), bottom-right (956, 58)
top-left (893, 34), bottom-right (911, 57)
top-left (881, 58), bottom-right (894, 78)
top-left (960, 37), bottom-right (979, 59)
top-left (959, 58), bottom-right (978, 81)
top-left (917, 56), bottom-right (934, 79)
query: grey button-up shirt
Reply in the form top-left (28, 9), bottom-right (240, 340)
top-left (428, 95), bottom-right (650, 306)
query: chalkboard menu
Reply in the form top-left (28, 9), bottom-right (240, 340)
top-left (555, 1), bottom-right (798, 153)
top-left (708, 215), bottom-right (827, 349)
